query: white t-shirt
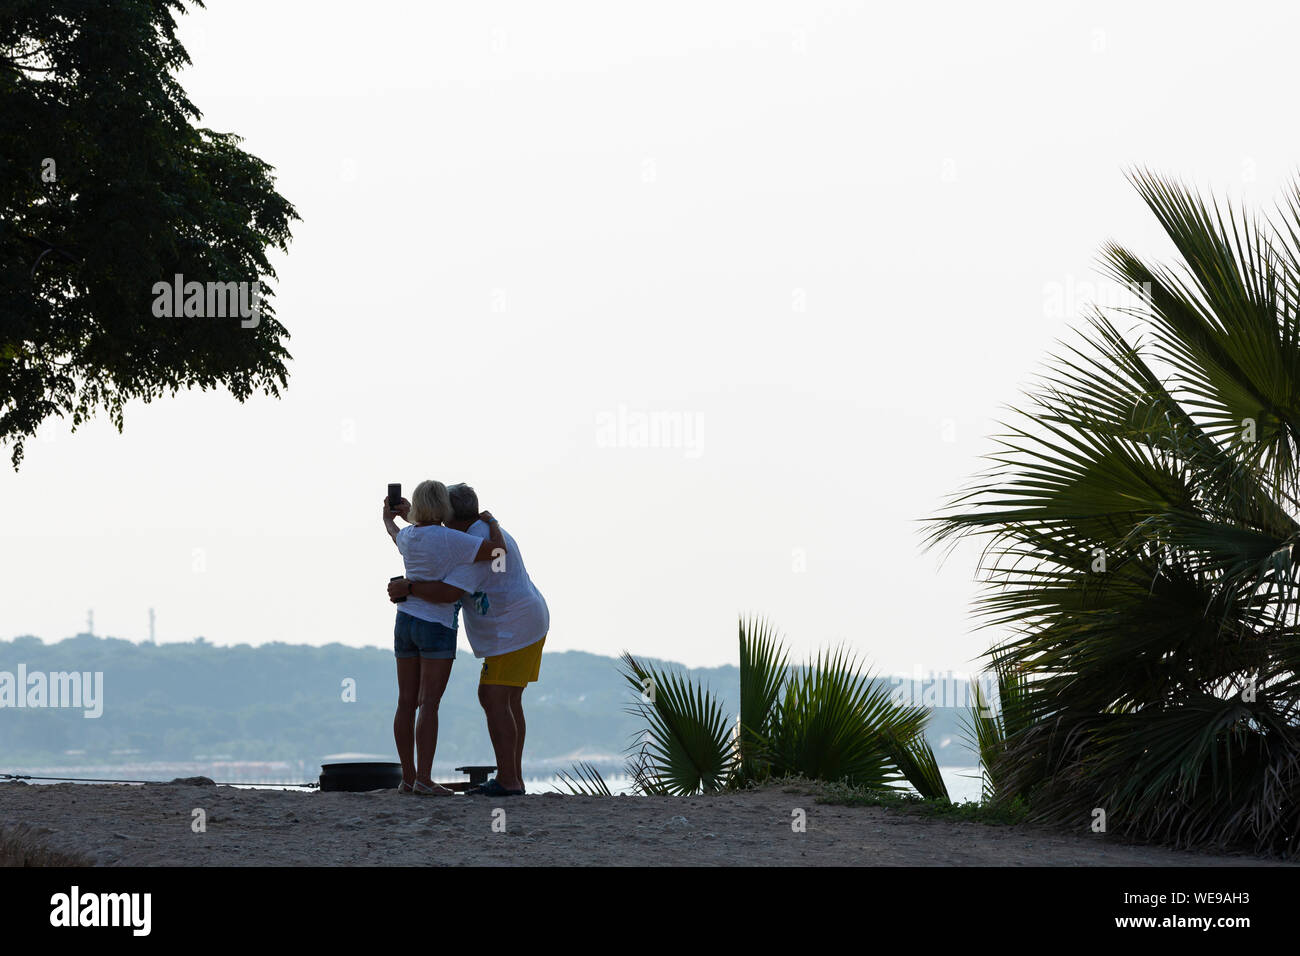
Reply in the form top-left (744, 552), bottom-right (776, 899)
top-left (394, 524), bottom-right (484, 627)
top-left (443, 520), bottom-right (549, 657)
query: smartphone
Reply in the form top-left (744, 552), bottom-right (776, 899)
top-left (387, 483), bottom-right (401, 509)
top-left (390, 575), bottom-right (408, 603)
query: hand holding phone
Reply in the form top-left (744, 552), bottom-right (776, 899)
top-left (390, 575), bottom-right (408, 603)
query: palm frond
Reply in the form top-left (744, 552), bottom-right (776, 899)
top-left (619, 652), bottom-right (735, 794)
top-left (765, 647), bottom-right (925, 791)
top-left (737, 615), bottom-right (788, 784)
top-left (927, 171), bottom-right (1300, 855)
top-left (554, 761), bottom-right (613, 796)
top-left (884, 728), bottom-right (950, 801)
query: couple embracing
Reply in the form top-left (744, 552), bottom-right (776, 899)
top-left (382, 480), bottom-right (549, 798)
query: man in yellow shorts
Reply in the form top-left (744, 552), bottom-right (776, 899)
top-left (389, 484), bottom-right (549, 797)
top-left (480, 634), bottom-right (546, 687)
top-left (474, 634), bottom-right (547, 794)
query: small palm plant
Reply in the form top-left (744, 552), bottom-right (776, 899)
top-left (929, 171), bottom-right (1300, 855)
top-left (560, 617), bottom-right (949, 799)
top-left (960, 658), bottom-right (1031, 804)
top-left (759, 647), bottom-right (930, 792)
top-left (736, 617), bottom-right (787, 785)
top-left (619, 652), bottom-right (735, 794)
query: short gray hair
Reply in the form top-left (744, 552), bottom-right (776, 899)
top-left (447, 483), bottom-right (479, 522)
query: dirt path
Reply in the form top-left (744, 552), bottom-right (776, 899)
top-left (0, 781), bottom-right (1283, 866)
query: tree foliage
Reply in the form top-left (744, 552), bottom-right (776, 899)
top-left (1, 0), bottom-right (298, 466)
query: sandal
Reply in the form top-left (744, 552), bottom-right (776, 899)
top-left (412, 780), bottom-right (455, 796)
top-left (468, 778), bottom-right (525, 797)
top-left (397, 780), bottom-right (415, 794)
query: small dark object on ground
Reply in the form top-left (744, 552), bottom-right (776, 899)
top-left (319, 761), bottom-right (500, 793)
top-left (454, 765), bottom-right (497, 790)
top-left (319, 761), bottom-right (404, 793)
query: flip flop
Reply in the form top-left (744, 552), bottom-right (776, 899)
top-left (397, 780), bottom-right (415, 794)
top-left (468, 778), bottom-right (524, 797)
top-left (412, 780), bottom-right (455, 796)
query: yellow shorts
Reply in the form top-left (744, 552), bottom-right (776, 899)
top-left (480, 635), bottom-right (546, 687)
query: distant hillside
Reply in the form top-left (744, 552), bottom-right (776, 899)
top-left (0, 635), bottom-right (978, 777)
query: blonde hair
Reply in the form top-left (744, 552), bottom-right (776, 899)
top-left (408, 480), bottom-right (453, 524)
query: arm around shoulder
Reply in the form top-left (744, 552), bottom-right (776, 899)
top-left (472, 511), bottom-right (506, 562)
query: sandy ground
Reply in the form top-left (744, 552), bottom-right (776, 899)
top-left (0, 780), bottom-right (1286, 866)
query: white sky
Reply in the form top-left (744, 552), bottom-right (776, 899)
top-left (4, 0), bottom-right (1300, 675)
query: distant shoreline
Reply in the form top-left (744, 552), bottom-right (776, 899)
top-left (4, 763), bottom-right (987, 802)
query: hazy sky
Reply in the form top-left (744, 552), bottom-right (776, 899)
top-left (5, 0), bottom-right (1300, 676)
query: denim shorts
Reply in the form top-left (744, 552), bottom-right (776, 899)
top-left (394, 612), bottom-right (457, 660)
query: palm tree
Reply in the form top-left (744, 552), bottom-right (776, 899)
top-left (928, 171), bottom-right (1300, 856)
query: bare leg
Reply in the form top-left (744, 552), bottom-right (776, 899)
top-left (415, 658), bottom-right (454, 786)
top-left (478, 683), bottom-right (523, 790)
top-left (394, 657), bottom-right (420, 786)
top-left (509, 686), bottom-right (526, 789)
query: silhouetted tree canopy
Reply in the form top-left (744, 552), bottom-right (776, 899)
top-left (1, 0), bottom-right (298, 467)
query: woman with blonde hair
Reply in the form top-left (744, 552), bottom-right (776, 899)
top-left (383, 479), bottom-right (504, 795)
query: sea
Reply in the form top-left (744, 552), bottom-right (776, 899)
top-left (9, 764), bottom-right (986, 802)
